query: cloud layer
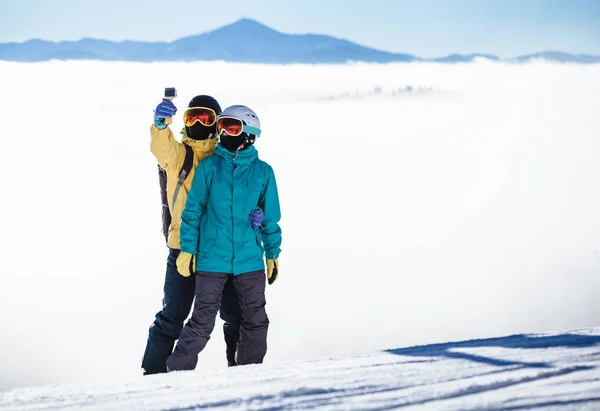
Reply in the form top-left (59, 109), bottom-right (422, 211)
top-left (0, 61), bottom-right (599, 390)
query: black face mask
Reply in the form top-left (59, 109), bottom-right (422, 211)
top-left (220, 133), bottom-right (248, 152)
top-left (186, 123), bottom-right (215, 141)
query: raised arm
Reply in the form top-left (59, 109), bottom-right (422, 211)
top-left (150, 99), bottom-right (183, 170)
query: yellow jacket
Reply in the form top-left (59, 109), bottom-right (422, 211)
top-left (150, 124), bottom-right (217, 249)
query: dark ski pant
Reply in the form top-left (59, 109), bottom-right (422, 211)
top-left (166, 269), bottom-right (269, 371)
top-left (142, 248), bottom-right (242, 374)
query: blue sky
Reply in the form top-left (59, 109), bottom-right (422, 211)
top-left (1, 0), bottom-right (598, 57)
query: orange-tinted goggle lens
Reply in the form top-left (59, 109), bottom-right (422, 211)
top-left (217, 117), bottom-right (244, 136)
top-left (184, 107), bottom-right (217, 127)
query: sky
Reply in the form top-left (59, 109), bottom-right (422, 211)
top-left (0, 0), bottom-right (599, 57)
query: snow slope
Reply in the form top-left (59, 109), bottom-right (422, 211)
top-left (2, 328), bottom-right (600, 410)
top-left (0, 61), bottom-right (599, 394)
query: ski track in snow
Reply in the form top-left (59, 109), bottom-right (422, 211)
top-left (2, 328), bottom-right (600, 410)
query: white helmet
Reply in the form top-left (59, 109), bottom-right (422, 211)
top-left (220, 105), bottom-right (261, 139)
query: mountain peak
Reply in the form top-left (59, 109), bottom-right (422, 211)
top-left (208, 18), bottom-right (281, 36)
top-left (1, 19), bottom-right (599, 64)
top-left (231, 18), bottom-right (267, 27)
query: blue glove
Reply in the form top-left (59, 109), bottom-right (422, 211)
top-left (154, 99), bottom-right (177, 130)
top-left (250, 208), bottom-right (264, 229)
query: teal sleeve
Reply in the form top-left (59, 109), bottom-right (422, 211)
top-left (180, 162), bottom-right (208, 254)
top-left (258, 166), bottom-right (282, 260)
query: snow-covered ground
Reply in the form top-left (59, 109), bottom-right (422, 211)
top-left (0, 61), bottom-right (599, 405)
top-left (2, 327), bottom-right (600, 410)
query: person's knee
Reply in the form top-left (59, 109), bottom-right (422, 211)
top-left (154, 306), bottom-right (188, 337)
top-left (241, 307), bottom-right (269, 328)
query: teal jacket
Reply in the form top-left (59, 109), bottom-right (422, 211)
top-left (180, 144), bottom-right (282, 275)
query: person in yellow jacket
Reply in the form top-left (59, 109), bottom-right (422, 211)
top-left (142, 95), bottom-right (242, 374)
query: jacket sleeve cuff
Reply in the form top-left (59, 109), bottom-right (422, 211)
top-left (181, 246), bottom-right (197, 255)
top-left (266, 251), bottom-right (280, 260)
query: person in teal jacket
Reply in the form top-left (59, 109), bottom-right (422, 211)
top-left (166, 105), bottom-right (282, 370)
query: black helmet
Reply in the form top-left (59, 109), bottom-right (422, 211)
top-left (185, 95), bottom-right (222, 140)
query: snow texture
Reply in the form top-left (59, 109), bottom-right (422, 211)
top-left (1, 328), bottom-right (600, 410)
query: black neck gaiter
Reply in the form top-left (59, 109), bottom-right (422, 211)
top-left (220, 134), bottom-right (248, 152)
top-left (186, 123), bottom-right (214, 141)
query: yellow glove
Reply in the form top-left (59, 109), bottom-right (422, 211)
top-left (176, 252), bottom-right (196, 277)
top-left (266, 259), bottom-right (279, 285)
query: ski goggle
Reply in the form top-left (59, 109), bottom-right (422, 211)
top-left (217, 116), bottom-right (262, 137)
top-left (183, 107), bottom-right (217, 127)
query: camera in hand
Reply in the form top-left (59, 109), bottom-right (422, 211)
top-left (164, 87), bottom-right (177, 99)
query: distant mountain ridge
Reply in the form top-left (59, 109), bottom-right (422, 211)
top-left (1, 19), bottom-right (598, 64)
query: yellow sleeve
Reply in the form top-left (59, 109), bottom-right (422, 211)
top-left (150, 124), bottom-right (184, 170)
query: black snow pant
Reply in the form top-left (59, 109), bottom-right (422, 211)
top-left (142, 248), bottom-right (242, 374)
top-left (166, 269), bottom-right (269, 371)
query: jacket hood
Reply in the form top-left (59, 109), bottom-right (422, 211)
top-left (213, 144), bottom-right (258, 165)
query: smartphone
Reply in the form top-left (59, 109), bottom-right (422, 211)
top-left (164, 87), bottom-right (177, 99)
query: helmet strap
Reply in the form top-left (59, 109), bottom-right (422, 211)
top-left (233, 135), bottom-right (251, 160)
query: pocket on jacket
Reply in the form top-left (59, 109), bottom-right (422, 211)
top-left (198, 224), bottom-right (218, 258)
top-left (245, 181), bottom-right (263, 211)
